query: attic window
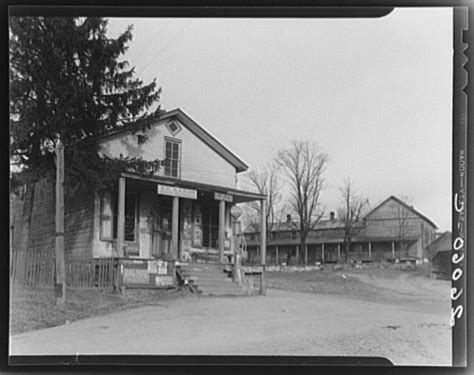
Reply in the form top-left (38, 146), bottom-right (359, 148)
top-left (166, 121), bottom-right (182, 136)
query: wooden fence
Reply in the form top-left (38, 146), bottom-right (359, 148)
top-left (10, 250), bottom-right (54, 287)
top-left (10, 250), bottom-right (118, 289)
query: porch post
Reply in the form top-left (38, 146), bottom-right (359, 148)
top-left (55, 139), bottom-right (65, 304)
top-left (337, 243), bottom-right (341, 260)
top-left (116, 176), bottom-right (126, 258)
top-left (392, 241), bottom-right (395, 259)
top-left (321, 243), bottom-right (325, 264)
top-left (171, 196), bottom-right (179, 260)
top-left (260, 198), bottom-right (266, 265)
top-left (276, 245), bottom-right (279, 265)
top-left (296, 245), bottom-right (299, 265)
top-left (218, 200), bottom-right (225, 263)
top-left (368, 242), bottom-right (372, 259)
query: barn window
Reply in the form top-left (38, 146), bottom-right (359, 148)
top-left (164, 138), bottom-right (181, 178)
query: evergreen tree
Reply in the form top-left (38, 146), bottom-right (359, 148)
top-left (10, 17), bottom-right (163, 195)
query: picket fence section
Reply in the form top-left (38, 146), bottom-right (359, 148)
top-left (10, 250), bottom-right (54, 287)
top-left (10, 250), bottom-right (118, 289)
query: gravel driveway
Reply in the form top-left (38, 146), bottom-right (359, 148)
top-left (10, 287), bottom-right (451, 365)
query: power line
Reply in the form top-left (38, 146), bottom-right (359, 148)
top-left (140, 20), bottom-right (194, 76)
top-left (134, 19), bottom-right (173, 64)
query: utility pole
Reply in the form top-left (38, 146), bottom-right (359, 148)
top-left (55, 137), bottom-right (66, 304)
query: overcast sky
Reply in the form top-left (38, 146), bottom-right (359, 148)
top-left (107, 8), bottom-right (453, 231)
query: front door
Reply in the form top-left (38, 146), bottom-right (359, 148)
top-left (202, 202), bottom-right (219, 249)
top-left (150, 198), bottom-right (173, 259)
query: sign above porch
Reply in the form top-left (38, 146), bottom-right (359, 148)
top-left (157, 184), bottom-right (197, 199)
top-left (214, 192), bottom-right (233, 202)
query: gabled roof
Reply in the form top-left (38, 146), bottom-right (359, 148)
top-left (99, 108), bottom-right (249, 173)
top-left (363, 195), bottom-right (438, 229)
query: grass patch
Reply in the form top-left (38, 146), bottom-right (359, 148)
top-left (266, 270), bottom-right (382, 300)
top-left (10, 285), bottom-right (187, 335)
top-left (265, 266), bottom-right (431, 304)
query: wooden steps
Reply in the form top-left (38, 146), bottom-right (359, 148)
top-left (176, 263), bottom-right (249, 296)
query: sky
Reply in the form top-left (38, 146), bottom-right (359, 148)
top-left (106, 8), bottom-right (453, 231)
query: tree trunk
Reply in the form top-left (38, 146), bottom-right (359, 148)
top-left (344, 240), bottom-right (350, 262)
top-left (300, 236), bottom-right (307, 266)
top-left (17, 181), bottom-right (36, 253)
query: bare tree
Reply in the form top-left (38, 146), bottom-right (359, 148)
top-left (337, 179), bottom-right (369, 262)
top-left (396, 195), bottom-right (413, 259)
top-left (276, 140), bottom-right (329, 265)
top-left (242, 162), bottom-right (282, 242)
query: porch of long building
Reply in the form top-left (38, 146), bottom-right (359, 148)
top-left (245, 239), bottom-right (421, 265)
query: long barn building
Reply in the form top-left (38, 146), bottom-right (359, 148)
top-left (244, 196), bottom-right (438, 265)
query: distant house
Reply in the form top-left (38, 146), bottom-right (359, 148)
top-left (244, 196), bottom-right (438, 265)
top-left (10, 109), bottom-right (266, 289)
top-left (426, 231), bottom-right (452, 279)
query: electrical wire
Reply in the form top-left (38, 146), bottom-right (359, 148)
top-left (140, 20), bottom-right (194, 76)
top-left (133, 19), bottom-right (173, 66)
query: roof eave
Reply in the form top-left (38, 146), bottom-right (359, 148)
top-left (97, 108), bottom-right (250, 173)
top-left (169, 108), bottom-right (249, 172)
top-left (364, 195), bottom-right (438, 229)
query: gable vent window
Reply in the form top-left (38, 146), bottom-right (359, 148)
top-left (164, 139), bottom-right (181, 178)
top-left (166, 121), bottom-right (182, 136)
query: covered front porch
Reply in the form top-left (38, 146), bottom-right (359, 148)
top-left (103, 173), bottom-right (267, 291)
top-left (108, 172), bottom-right (266, 263)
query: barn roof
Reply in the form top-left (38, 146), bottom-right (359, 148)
top-left (98, 108), bottom-right (249, 173)
top-left (364, 195), bottom-right (438, 229)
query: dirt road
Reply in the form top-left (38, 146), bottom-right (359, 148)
top-left (10, 287), bottom-right (451, 365)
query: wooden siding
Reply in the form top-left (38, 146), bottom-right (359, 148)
top-left (362, 197), bottom-right (436, 258)
top-left (364, 197), bottom-right (436, 236)
top-left (99, 119), bottom-right (237, 188)
top-left (361, 217), bottom-right (429, 239)
top-left (432, 250), bottom-right (450, 279)
top-left (10, 179), bottom-right (95, 259)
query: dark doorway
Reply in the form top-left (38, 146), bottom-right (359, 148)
top-left (201, 202), bottom-right (219, 248)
